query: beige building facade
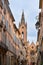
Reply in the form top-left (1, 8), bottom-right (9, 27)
top-left (0, 0), bottom-right (26, 65)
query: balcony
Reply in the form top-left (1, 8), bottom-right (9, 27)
top-left (0, 31), bottom-right (8, 51)
top-left (0, 31), bottom-right (16, 54)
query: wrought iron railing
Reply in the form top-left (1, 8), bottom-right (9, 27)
top-left (0, 31), bottom-right (16, 54)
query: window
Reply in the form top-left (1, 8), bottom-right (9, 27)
top-left (9, 25), bottom-right (12, 36)
top-left (30, 51), bottom-right (34, 55)
top-left (2, 0), bottom-right (4, 5)
top-left (6, 56), bottom-right (10, 65)
top-left (22, 26), bottom-right (24, 28)
top-left (5, 20), bottom-right (8, 30)
top-left (22, 32), bottom-right (24, 40)
top-left (2, 15), bottom-right (5, 24)
top-left (2, 15), bottom-right (4, 21)
top-left (0, 11), bottom-right (2, 16)
top-left (11, 56), bottom-right (14, 65)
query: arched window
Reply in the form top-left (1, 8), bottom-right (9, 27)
top-left (22, 32), bottom-right (24, 40)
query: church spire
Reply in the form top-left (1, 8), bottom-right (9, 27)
top-left (21, 11), bottom-right (25, 23)
top-left (19, 11), bottom-right (27, 28)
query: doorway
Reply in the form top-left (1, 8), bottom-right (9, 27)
top-left (32, 62), bottom-right (35, 65)
top-left (30, 62), bottom-right (35, 65)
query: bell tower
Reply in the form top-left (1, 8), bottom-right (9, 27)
top-left (19, 11), bottom-right (27, 43)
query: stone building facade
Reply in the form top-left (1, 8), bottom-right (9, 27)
top-left (35, 0), bottom-right (43, 65)
top-left (0, 0), bottom-right (26, 65)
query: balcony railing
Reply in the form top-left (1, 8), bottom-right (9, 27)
top-left (13, 34), bottom-right (23, 47)
top-left (13, 34), bottom-right (26, 59)
top-left (0, 31), bottom-right (8, 50)
top-left (0, 31), bottom-right (16, 54)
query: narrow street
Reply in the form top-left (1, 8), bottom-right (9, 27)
top-left (0, 0), bottom-right (43, 65)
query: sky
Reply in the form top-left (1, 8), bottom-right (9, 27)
top-left (9, 0), bottom-right (39, 43)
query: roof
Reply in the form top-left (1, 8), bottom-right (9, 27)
top-left (4, 0), bottom-right (15, 21)
top-left (5, 0), bottom-right (9, 5)
top-left (21, 11), bottom-right (25, 22)
top-left (7, 5), bottom-right (15, 21)
top-left (13, 24), bottom-right (20, 34)
top-left (19, 11), bottom-right (27, 28)
top-left (31, 42), bottom-right (35, 46)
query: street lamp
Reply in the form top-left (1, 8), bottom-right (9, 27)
top-left (35, 21), bottom-right (40, 30)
